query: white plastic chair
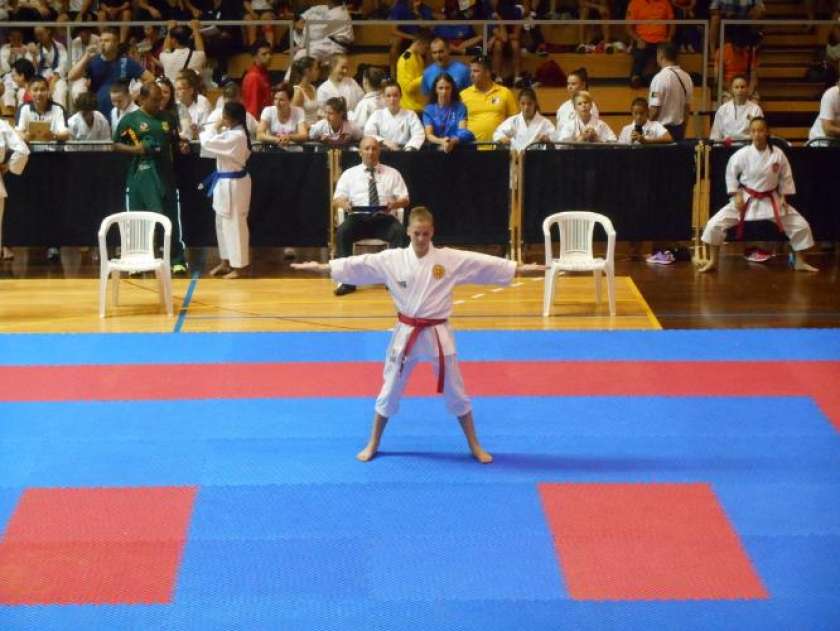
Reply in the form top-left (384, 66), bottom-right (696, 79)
top-left (542, 211), bottom-right (616, 317)
top-left (336, 207), bottom-right (405, 253)
top-left (98, 211), bottom-right (173, 318)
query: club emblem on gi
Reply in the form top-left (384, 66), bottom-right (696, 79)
top-left (139, 122), bottom-right (149, 132)
top-left (432, 264), bottom-right (445, 280)
top-left (161, 121), bottom-right (170, 132)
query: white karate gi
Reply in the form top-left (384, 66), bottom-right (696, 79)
top-left (16, 102), bottom-right (69, 138)
top-left (555, 98), bottom-right (599, 126)
top-left (710, 100), bottom-right (763, 141)
top-left (330, 245), bottom-right (516, 417)
top-left (293, 4), bottom-right (354, 63)
top-left (617, 119), bottom-right (671, 144)
top-left (33, 40), bottom-right (69, 109)
top-left (555, 115), bottom-right (616, 143)
top-left (199, 127), bottom-right (252, 268)
top-left (316, 76), bottom-right (365, 112)
top-left (363, 107), bottom-right (426, 151)
top-left (493, 112), bottom-right (555, 150)
top-left (808, 85), bottom-right (840, 144)
top-left (0, 119), bottom-right (30, 254)
top-left (67, 110), bottom-right (111, 142)
top-left (349, 91), bottom-right (384, 129)
top-left (702, 144), bottom-right (814, 251)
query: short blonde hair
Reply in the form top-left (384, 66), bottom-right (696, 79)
top-left (409, 206), bottom-right (434, 225)
top-left (573, 89), bottom-right (593, 105)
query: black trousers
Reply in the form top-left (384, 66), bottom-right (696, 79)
top-left (664, 123), bottom-right (685, 141)
top-left (335, 212), bottom-right (405, 259)
top-left (630, 44), bottom-right (658, 80)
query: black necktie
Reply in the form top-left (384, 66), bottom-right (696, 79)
top-left (367, 166), bottom-right (379, 207)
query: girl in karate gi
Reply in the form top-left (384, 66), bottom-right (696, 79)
top-left (199, 101), bottom-right (252, 279)
top-left (710, 75), bottom-right (764, 143)
top-left (493, 87), bottom-right (555, 150)
top-left (699, 117), bottom-right (817, 273)
top-left (555, 90), bottom-right (616, 144)
top-left (292, 206), bottom-right (544, 464)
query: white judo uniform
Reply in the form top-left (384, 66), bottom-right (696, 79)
top-left (198, 127), bottom-right (252, 268)
top-left (0, 119), bottom-right (30, 254)
top-left (330, 245), bottom-right (516, 418)
top-left (493, 112), bottom-right (555, 150)
top-left (293, 3), bottom-right (354, 64)
top-left (702, 144), bottom-right (814, 251)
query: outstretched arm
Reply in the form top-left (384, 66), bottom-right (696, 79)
top-left (291, 261), bottom-right (330, 273)
top-left (516, 262), bottom-right (545, 273)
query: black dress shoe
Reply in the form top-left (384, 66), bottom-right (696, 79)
top-left (334, 283), bottom-right (356, 296)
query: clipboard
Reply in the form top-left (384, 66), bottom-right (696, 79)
top-left (28, 121), bottom-right (52, 141)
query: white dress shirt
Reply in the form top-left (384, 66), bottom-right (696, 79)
top-left (333, 162), bottom-right (409, 207)
top-left (364, 107), bottom-right (426, 150)
top-left (649, 64), bottom-right (694, 126)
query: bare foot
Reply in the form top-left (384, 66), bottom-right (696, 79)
top-left (793, 257), bottom-right (818, 272)
top-left (1, 246), bottom-right (13, 260)
top-left (209, 263), bottom-right (230, 276)
top-left (223, 269), bottom-right (240, 279)
top-left (470, 446), bottom-right (493, 464)
top-left (697, 260), bottom-right (717, 273)
top-left (356, 444), bottom-right (378, 462)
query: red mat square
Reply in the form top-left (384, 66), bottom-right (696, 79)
top-left (0, 486), bottom-right (197, 605)
top-left (538, 482), bottom-right (768, 601)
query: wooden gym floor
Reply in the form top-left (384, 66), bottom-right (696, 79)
top-left (1, 243), bottom-right (838, 333)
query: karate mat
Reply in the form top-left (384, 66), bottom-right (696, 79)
top-left (1, 329), bottom-right (839, 630)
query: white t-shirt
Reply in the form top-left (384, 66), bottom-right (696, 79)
top-left (316, 77), bottom-right (365, 112)
top-left (260, 105), bottom-right (306, 135)
top-left (809, 85), bottom-right (840, 140)
top-left (308, 119), bottom-right (362, 143)
top-left (649, 64), bottom-right (694, 126)
top-left (617, 119), bottom-right (671, 144)
top-left (67, 110), bottom-right (111, 141)
top-left (160, 47), bottom-right (207, 82)
top-left (110, 102), bottom-right (139, 132)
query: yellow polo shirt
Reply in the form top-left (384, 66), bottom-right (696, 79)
top-left (461, 83), bottom-right (518, 142)
top-left (397, 50), bottom-right (426, 113)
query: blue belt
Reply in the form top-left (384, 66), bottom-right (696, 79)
top-left (200, 169), bottom-right (248, 197)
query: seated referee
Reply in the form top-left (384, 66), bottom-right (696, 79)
top-left (331, 136), bottom-right (410, 296)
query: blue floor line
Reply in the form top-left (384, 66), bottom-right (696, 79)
top-left (1, 329), bottom-right (840, 365)
top-left (173, 257), bottom-right (204, 333)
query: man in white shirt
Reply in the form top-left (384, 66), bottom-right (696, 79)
top-left (291, 206), bottom-right (544, 463)
top-left (649, 43), bottom-right (694, 140)
top-left (363, 82), bottom-right (426, 151)
top-left (159, 20), bottom-right (207, 83)
top-left (332, 136), bottom-right (410, 295)
top-left (108, 80), bottom-right (138, 131)
top-left (315, 53), bottom-right (364, 112)
top-left (30, 26), bottom-right (69, 109)
top-left (175, 74), bottom-right (210, 139)
top-left (16, 75), bottom-right (70, 142)
top-left (808, 79), bottom-right (840, 145)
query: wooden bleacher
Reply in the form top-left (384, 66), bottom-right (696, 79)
top-left (220, 0), bottom-right (824, 143)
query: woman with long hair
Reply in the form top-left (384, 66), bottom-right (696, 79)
top-left (422, 73), bottom-right (474, 153)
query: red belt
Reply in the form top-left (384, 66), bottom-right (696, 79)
top-left (737, 187), bottom-right (784, 239)
top-left (397, 312), bottom-right (447, 393)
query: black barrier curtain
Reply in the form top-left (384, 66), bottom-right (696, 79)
top-left (709, 146), bottom-right (840, 242)
top-left (339, 149), bottom-right (511, 246)
top-left (5, 149), bottom-right (331, 248)
top-left (522, 145), bottom-right (697, 243)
